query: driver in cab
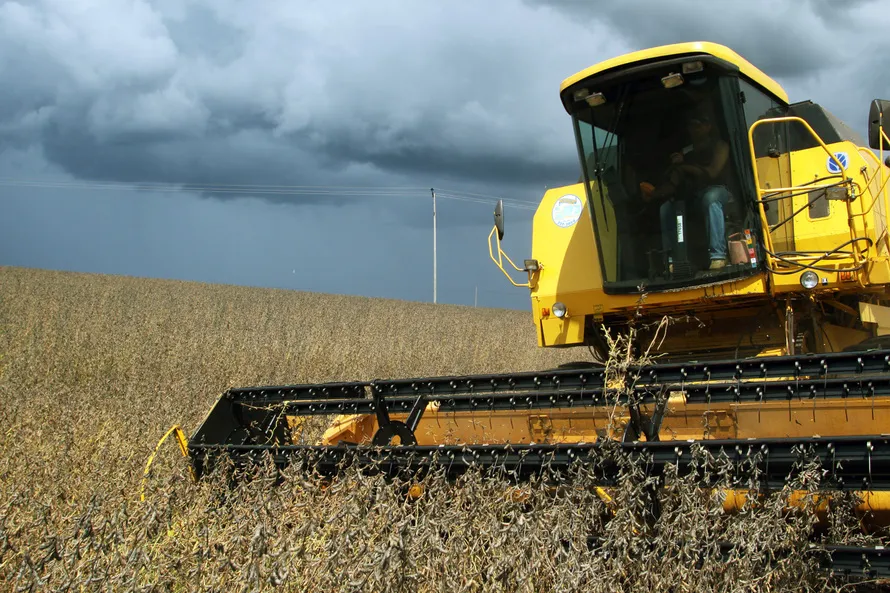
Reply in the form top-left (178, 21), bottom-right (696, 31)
top-left (640, 110), bottom-right (732, 272)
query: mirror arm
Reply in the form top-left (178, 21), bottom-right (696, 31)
top-left (488, 226), bottom-right (531, 288)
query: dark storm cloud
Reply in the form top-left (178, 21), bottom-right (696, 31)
top-left (2, 0), bottom-right (887, 207)
top-left (3, 0), bottom-right (887, 308)
top-left (526, 0), bottom-right (843, 79)
top-left (0, 0), bottom-right (607, 208)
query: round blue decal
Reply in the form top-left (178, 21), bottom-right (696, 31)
top-left (827, 152), bottom-right (848, 174)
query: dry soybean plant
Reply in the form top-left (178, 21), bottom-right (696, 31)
top-left (5, 438), bottom-right (887, 592)
top-left (1, 267), bottom-right (888, 592)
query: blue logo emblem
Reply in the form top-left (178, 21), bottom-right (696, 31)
top-left (827, 152), bottom-right (848, 174)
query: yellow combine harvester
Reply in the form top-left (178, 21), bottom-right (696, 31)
top-left (187, 42), bottom-right (890, 576)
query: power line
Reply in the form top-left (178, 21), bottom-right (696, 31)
top-left (0, 177), bottom-right (542, 212)
top-left (436, 192), bottom-right (536, 211)
top-left (435, 189), bottom-right (537, 209)
top-left (0, 178), bottom-right (539, 210)
top-left (436, 186), bottom-right (538, 204)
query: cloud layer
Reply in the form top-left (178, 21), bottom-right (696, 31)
top-left (4, 0), bottom-right (887, 203)
top-left (2, 0), bottom-right (888, 306)
top-left (1, 0), bottom-right (620, 202)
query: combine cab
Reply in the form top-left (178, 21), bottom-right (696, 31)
top-left (186, 42), bottom-right (890, 580)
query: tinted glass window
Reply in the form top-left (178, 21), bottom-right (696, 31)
top-left (739, 78), bottom-right (787, 158)
top-left (574, 73), bottom-right (755, 292)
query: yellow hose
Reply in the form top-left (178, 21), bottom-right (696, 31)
top-left (140, 424), bottom-right (190, 502)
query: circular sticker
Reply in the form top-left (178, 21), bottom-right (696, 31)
top-left (551, 194), bottom-right (583, 228)
top-left (827, 152), bottom-right (848, 174)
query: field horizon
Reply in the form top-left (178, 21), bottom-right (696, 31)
top-left (0, 264), bottom-right (531, 312)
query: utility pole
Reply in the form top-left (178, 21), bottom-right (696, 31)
top-left (474, 286), bottom-right (478, 307)
top-left (431, 188), bottom-right (437, 304)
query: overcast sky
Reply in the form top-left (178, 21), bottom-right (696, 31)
top-left (1, 0), bottom-right (888, 309)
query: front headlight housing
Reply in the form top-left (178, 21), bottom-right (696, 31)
top-left (800, 271), bottom-right (819, 290)
top-left (552, 302), bottom-right (567, 318)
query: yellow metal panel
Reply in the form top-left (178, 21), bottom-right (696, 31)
top-left (532, 298), bottom-right (546, 348)
top-left (755, 153), bottom-right (795, 253)
top-left (867, 257), bottom-right (890, 285)
top-left (535, 273), bottom-right (770, 325)
top-left (560, 41), bottom-right (788, 104)
top-left (818, 322), bottom-right (871, 352)
top-left (770, 273), bottom-right (851, 294)
top-left (531, 184), bottom-right (603, 300)
top-left (767, 139), bottom-right (886, 294)
top-left (540, 315), bottom-right (585, 346)
top-left (787, 144), bottom-right (854, 253)
top-left (323, 398), bottom-right (890, 447)
top-left (860, 301), bottom-right (890, 335)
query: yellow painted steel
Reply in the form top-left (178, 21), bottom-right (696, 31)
top-left (747, 117), bottom-right (853, 276)
top-left (520, 70), bottom-right (890, 350)
top-left (319, 394), bottom-right (890, 521)
top-left (540, 315), bottom-right (585, 346)
top-left (322, 397), bottom-right (890, 448)
top-left (488, 226), bottom-right (532, 288)
top-left (860, 301), bottom-right (890, 335)
top-left (560, 41), bottom-right (789, 105)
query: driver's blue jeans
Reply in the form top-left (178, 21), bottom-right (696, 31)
top-left (659, 185), bottom-right (732, 261)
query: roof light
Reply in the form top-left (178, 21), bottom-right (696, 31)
top-left (573, 88), bottom-right (591, 102)
top-left (524, 259), bottom-right (540, 271)
top-left (585, 92), bottom-right (606, 107)
top-left (661, 72), bottom-right (685, 89)
top-left (682, 61), bottom-right (704, 74)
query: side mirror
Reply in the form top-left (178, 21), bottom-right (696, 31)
top-left (493, 199), bottom-right (504, 241)
top-left (868, 99), bottom-right (890, 150)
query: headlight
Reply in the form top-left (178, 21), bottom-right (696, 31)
top-left (800, 271), bottom-right (819, 290)
top-left (552, 302), bottom-right (567, 318)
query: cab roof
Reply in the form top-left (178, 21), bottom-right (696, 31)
top-left (560, 41), bottom-right (789, 105)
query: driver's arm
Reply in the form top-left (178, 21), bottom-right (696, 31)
top-left (683, 141), bottom-right (729, 180)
